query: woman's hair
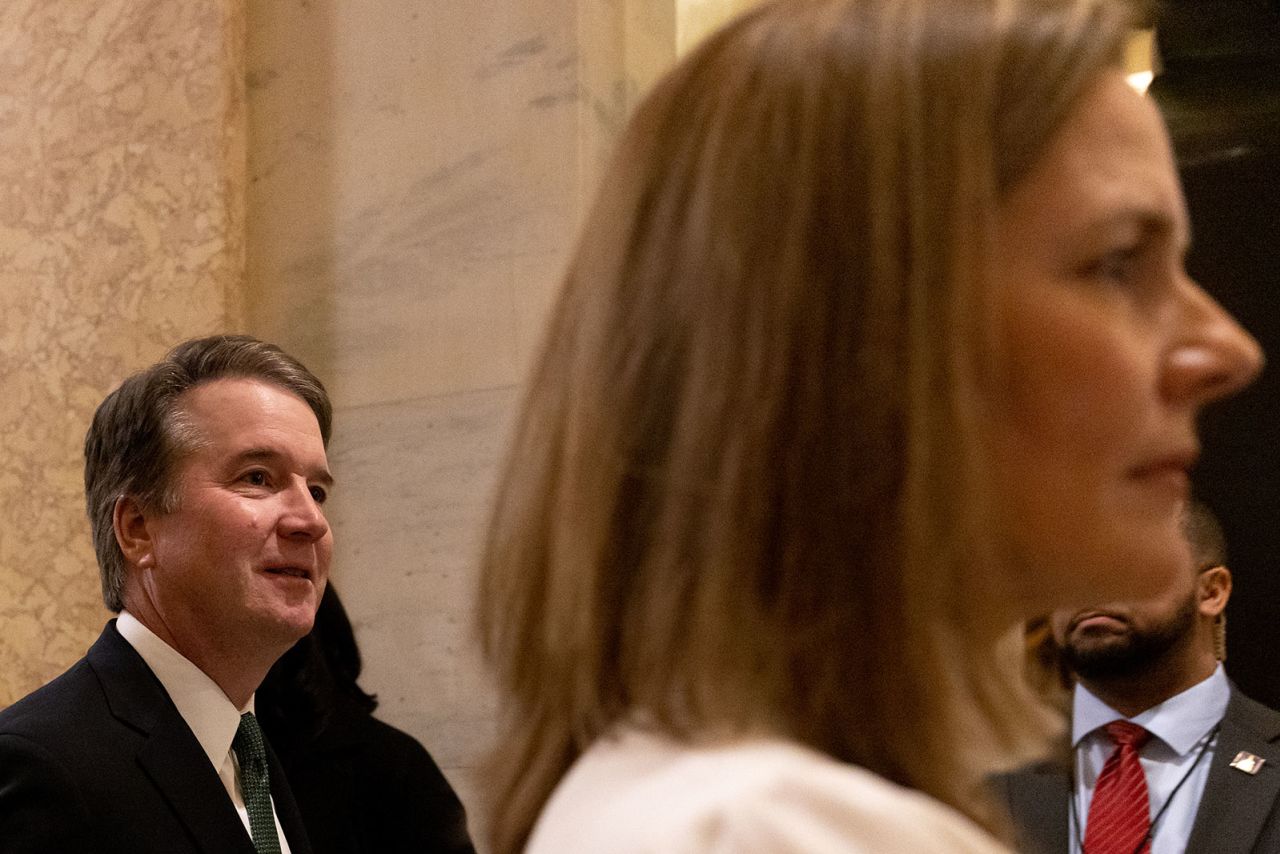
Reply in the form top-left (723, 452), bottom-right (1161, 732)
top-left (478, 0), bottom-right (1136, 850)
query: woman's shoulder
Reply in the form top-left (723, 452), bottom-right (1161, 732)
top-left (525, 727), bottom-right (1011, 853)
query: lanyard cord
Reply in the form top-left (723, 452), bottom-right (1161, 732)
top-left (1069, 723), bottom-right (1221, 854)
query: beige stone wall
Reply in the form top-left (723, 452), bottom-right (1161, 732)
top-left (0, 0), bottom-right (246, 705)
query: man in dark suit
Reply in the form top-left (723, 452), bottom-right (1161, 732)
top-left (995, 502), bottom-right (1280, 854)
top-left (0, 335), bottom-right (335, 854)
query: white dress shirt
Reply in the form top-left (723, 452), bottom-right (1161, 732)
top-left (117, 611), bottom-right (293, 853)
top-left (1070, 664), bottom-right (1230, 854)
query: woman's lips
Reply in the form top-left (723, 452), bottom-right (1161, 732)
top-left (1136, 464), bottom-right (1189, 493)
top-left (1128, 450), bottom-right (1197, 495)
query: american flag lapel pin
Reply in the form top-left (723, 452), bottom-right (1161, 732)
top-left (1230, 752), bottom-right (1266, 775)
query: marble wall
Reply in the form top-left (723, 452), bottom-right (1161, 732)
top-left (244, 0), bottom-right (697, 840)
top-left (0, 0), bottom-right (245, 705)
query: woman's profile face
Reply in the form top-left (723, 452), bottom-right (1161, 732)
top-left (988, 69), bottom-right (1262, 615)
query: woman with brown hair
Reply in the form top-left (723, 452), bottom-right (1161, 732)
top-left (477, 0), bottom-right (1263, 850)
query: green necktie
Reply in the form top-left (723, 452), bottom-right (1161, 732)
top-left (232, 712), bottom-right (284, 854)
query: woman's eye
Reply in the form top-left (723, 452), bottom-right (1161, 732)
top-left (1089, 246), bottom-right (1142, 284)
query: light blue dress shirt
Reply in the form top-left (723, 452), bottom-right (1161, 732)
top-left (1069, 664), bottom-right (1230, 854)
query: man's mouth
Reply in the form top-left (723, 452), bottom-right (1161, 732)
top-left (1069, 610), bottom-right (1128, 633)
top-left (264, 565), bottom-right (311, 580)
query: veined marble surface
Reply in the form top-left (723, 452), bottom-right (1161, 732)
top-left (242, 0), bottom-right (716, 844)
top-left (243, 1), bottom-right (660, 840)
top-left (246, 0), bottom-right (588, 409)
top-left (0, 0), bottom-right (244, 705)
top-left (325, 384), bottom-right (518, 838)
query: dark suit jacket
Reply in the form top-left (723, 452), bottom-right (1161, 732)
top-left (993, 688), bottom-right (1280, 854)
top-left (0, 621), bottom-right (313, 854)
top-left (264, 694), bottom-right (475, 854)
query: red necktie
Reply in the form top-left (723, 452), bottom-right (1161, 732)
top-left (1084, 720), bottom-right (1152, 854)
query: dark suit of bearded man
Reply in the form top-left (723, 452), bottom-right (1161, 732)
top-left (994, 503), bottom-right (1280, 854)
top-left (994, 687), bottom-right (1280, 854)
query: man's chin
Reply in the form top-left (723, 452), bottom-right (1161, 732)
top-left (1064, 627), bottom-right (1132, 659)
top-left (256, 604), bottom-right (318, 647)
top-left (1063, 637), bottom-right (1141, 679)
top-left (280, 610), bottom-right (317, 641)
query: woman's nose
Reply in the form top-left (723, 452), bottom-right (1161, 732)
top-left (1163, 280), bottom-right (1264, 407)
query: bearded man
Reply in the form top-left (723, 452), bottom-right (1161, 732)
top-left (994, 502), bottom-right (1280, 854)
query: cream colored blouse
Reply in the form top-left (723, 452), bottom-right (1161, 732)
top-left (525, 727), bottom-right (1012, 853)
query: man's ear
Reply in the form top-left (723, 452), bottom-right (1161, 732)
top-left (113, 495), bottom-right (155, 571)
top-left (1197, 565), bottom-right (1232, 619)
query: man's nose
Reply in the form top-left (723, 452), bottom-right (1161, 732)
top-left (278, 479), bottom-right (329, 541)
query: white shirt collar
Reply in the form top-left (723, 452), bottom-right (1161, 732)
top-left (1072, 663), bottom-right (1230, 755)
top-left (116, 611), bottom-right (252, 772)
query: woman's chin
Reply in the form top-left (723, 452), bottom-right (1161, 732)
top-left (1008, 527), bottom-right (1190, 620)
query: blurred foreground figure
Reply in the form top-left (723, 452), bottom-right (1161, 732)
top-left (475, 0), bottom-right (1263, 851)
top-left (995, 502), bottom-right (1280, 854)
top-left (258, 585), bottom-right (475, 854)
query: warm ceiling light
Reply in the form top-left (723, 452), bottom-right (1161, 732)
top-left (1127, 70), bottom-right (1154, 94)
top-left (1125, 30), bottom-right (1155, 94)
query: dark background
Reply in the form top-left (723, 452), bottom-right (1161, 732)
top-left (1151, 0), bottom-right (1280, 709)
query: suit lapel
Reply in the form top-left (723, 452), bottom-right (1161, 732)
top-left (137, 711), bottom-right (258, 854)
top-left (998, 760), bottom-right (1071, 854)
top-left (89, 622), bottom-right (258, 854)
top-left (266, 737), bottom-right (315, 854)
top-left (1186, 689), bottom-right (1280, 854)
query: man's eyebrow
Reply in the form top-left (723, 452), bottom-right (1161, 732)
top-left (232, 447), bottom-right (334, 486)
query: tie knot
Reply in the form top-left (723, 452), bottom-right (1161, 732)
top-left (1104, 719), bottom-right (1151, 749)
top-left (233, 712), bottom-right (268, 773)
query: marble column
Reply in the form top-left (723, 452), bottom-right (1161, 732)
top-left (0, 0), bottom-right (246, 705)
top-left (242, 0), bottom-right (719, 842)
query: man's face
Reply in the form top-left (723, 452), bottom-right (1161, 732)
top-left (139, 378), bottom-right (332, 654)
top-left (1049, 566), bottom-right (1198, 681)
